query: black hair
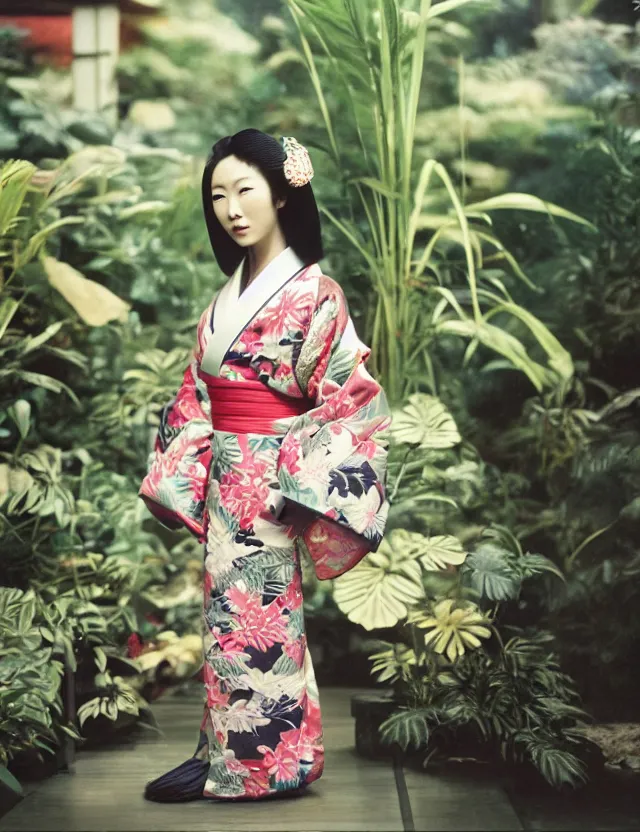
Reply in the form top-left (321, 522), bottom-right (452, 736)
top-left (201, 128), bottom-right (323, 276)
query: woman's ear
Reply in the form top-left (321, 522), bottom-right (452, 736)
top-left (276, 197), bottom-right (287, 210)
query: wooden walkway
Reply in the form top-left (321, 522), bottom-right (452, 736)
top-left (0, 687), bottom-right (523, 832)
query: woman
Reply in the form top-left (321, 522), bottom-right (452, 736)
top-left (139, 128), bottom-right (391, 803)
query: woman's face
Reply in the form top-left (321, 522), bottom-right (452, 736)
top-left (210, 155), bottom-right (285, 248)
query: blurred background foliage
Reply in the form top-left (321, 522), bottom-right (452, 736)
top-left (0, 0), bottom-right (639, 794)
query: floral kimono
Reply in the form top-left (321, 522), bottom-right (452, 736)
top-left (139, 246), bottom-right (390, 799)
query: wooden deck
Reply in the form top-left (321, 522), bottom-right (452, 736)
top-left (0, 687), bottom-right (523, 832)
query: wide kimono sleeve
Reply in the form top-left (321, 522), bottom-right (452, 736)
top-left (138, 307), bottom-right (213, 541)
top-left (276, 275), bottom-right (391, 580)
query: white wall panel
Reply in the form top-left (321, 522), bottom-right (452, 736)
top-left (72, 4), bottom-right (119, 125)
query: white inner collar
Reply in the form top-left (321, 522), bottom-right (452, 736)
top-left (200, 245), bottom-right (305, 377)
top-left (235, 246), bottom-right (304, 300)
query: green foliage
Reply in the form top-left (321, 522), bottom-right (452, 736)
top-left (283, 0), bottom-right (593, 404)
top-left (373, 621), bottom-right (589, 787)
top-left (335, 388), bottom-right (587, 787)
top-left (0, 588), bottom-right (67, 768)
top-left (116, 1), bottom-right (260, 156)
top-left (76, 670), bottom-right (145, 728)
top-left (0, 0), bottom-right (636, 792)
top-left (0, 29), bottom-right (114, 163)
top-left (0, 56), bottom-right (226, 773)
top-left (479, 120), bottom-right (640, 719)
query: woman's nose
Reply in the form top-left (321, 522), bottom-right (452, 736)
top-left (227, 197), bottom-right (242, 219)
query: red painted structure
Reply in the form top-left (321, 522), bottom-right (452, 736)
top-left (0, 16), bottom-right (74, 66)
top-left (0, 2), bottom-right (160, 67)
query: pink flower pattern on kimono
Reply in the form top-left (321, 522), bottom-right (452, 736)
top-left (257, 740), bottom-right (300, 783)
top-left (275, 581), bottom-right (304, 615)
top-left (224, 753), bottom-right (251, 778)
top-left (170, 365), bottom-right (210, 424)
top-left (218, 591), bottom-right (289, 652)
top-left (239, 326), bottom-right (264, 352)
top-left (219, 470), bottom-right (270, 529)
top-left (267, 274), bottom-right (391, 572)
top-left (258, 286), bottom-right (314, 336)
top-left (140, 420), bottom-right (211, 538)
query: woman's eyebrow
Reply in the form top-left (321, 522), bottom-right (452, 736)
top-left (212, 176), bottom-right (252, 191)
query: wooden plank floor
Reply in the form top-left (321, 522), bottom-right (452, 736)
top-left (0, 687), bottom-right (523, 832)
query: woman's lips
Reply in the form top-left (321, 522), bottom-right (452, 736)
top-left (232, 225), bottom-right (249, 236)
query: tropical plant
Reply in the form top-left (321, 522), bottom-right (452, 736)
top-left (0, 150), bottom-right (203, 775)
top-left (283, 0), bottom-right (596, 404)
top-left (332, 391), bottom-right (587, 786)
top-left (377, 628), bottom-right (590, 788)
top-left (0, 588), bottom-right (67, 796)
top-left (354, 524), bottom-right (587, 785)
top-left (342, 521), bottom-right (588, 786)
top-left (473, 116), bottom-right (640, 719)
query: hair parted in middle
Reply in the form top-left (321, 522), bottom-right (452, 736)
top-left (201, 128), bottom-right (323, 276)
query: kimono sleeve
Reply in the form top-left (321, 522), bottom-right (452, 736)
top-left (138, 309), bottom-right (213, 541)
top-left (276, 275), bottom-right (391, 580)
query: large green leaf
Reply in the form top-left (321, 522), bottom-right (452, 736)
top-left (12, 371), bottom-right (80, 406)
top-left (517, 733), bottom-right (587, 787)
top-left (484, 302), bottom-right (574, 381)
top-left (0, 160), bottom-right (35, 238)
top-left (390, 393), bottom-right (461, 448)
top-left (436, 318), bottom-right (551, 391)
top-left (333, 534), bottom-right (425, 629)
top-left (520, 553), bottom-right (564, 582)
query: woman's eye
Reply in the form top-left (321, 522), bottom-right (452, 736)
top-left (212, 194), bottom-right (224, 202)
top-left (240, 187), bottom-right (252, 194)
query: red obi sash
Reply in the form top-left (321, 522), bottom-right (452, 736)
top-left (199, 370), bottom-right (311, 435)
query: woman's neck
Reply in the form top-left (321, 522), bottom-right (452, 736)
top-left (246, 226), bottom-right (287, 285)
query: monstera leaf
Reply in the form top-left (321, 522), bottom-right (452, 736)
top-left (398, 531), bottom-right (468, 571)
top-left (463, 543), bottom-right (520, 601)
top-left (333, 533), bottom-right (425, 630)
top-left (390, 393), bottom-right (461, 449)
top-left (334, 529), bottom-right (470, 629)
